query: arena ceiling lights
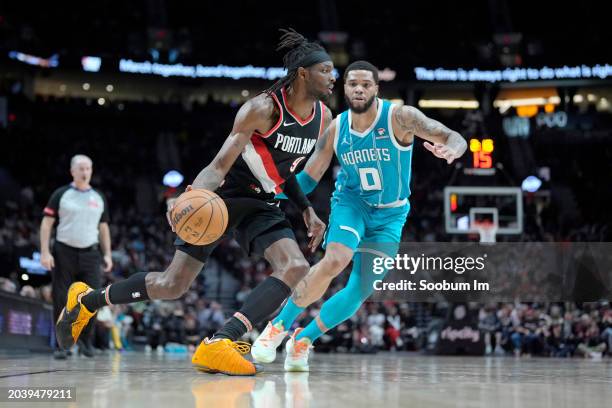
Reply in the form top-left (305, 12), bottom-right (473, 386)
top-left (417, 90), bottom-right (479, 110)
top-left (8, 51), bottom-right (59, 68)
top-left (418, 100), bottom-right (480, 109)
top-left (418, 88), bottom-right (566, 112)
top-left (82, 56), bottom-right (102, 72)
top-left (493, 88), bottom-right (559, 114)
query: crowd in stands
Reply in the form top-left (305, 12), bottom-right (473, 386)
top-left (3, 270), bottom-right (611, 358)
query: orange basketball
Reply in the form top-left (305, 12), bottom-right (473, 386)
top-left (171, 189), bottom-right (228, 245)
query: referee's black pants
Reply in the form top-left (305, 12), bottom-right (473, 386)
top-left (52, 241), bottom-right (102, 345)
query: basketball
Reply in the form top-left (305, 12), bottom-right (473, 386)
top-left (171, 189), bottom-right (228, 245)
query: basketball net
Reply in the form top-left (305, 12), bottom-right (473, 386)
top-left (474, 220), bottom-right (497, 243)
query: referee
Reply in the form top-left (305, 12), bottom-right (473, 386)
top-left (40, 154), bottom-right (113, 359)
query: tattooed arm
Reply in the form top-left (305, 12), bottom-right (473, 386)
top-left (191, 94), bottom-right (276, 190)
top-left (392, 105), bottom-right (467, 164)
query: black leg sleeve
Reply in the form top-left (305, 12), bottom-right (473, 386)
top-left (215, 276), bottom-right (291, 341)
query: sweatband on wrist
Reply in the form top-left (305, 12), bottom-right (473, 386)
top-left (283, 176), bottom-right (312, 212)
top-left (275, 171), bottom-right (318, 200)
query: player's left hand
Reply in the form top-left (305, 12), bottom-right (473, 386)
top-left (103, 254), bottom-right (113, 273)
top-left (166, 185), bottom-right (193, 231)
top-left (302, 207), bottom-right (326, 252)
top-left (424, 142), bottom-right (461, 164)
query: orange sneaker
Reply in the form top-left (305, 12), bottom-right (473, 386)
top-left (192, 338), bottom-right (258, 376)
top-left (55, 282), bottom-right (96, 350)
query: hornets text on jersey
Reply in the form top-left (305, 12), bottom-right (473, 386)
top-left (333, 98), bottom-right (413, 208)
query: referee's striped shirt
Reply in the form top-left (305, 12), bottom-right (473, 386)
top-left (43, 183), bottom-right (110, 248)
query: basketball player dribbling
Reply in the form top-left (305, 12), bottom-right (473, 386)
top-left (55, 29), bottom-right (335, 376)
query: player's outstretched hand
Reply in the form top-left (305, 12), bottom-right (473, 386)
top-left (166, 185), bottom-right (193, 232)
top-left (423, 142), bottom-right (462, 164)
top-left (302, 207), bottom-right (326, 252)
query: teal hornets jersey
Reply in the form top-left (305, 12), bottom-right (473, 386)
top-left (333, 99), bottom-right (413, 208)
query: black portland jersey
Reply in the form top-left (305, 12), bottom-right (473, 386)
top-left (223, 87), bottom-right (326, 199)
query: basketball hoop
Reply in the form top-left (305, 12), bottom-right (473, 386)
top-left (474, 220), bottom-right (497, 243)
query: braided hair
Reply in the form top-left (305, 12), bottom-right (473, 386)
top-left (264, 28), bottom-right (328, 96)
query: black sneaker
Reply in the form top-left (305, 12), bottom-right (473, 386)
top-left (78, 339), bottom-right (95, 358)
top-left (53, 349), bottom-right (68, 360)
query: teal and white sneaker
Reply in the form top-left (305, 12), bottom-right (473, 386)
top-left (251, 321), bottom-right (288, 363)
top-left (284, 328), bottom-right (312, 372)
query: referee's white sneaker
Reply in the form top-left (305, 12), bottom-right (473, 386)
top-left (251, 321), bottom-right (288, 363)
top-left (284, 328), bottom-right (312, 372)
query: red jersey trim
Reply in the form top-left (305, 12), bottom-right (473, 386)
top-left (43, 207), bottom-right (56, 217)
top-left (281, 87), bottom-right (316, 126)
top-left (251, 135), bottom-right (285, 193)
top-left (318, 102), bottom-right (326, 137)
top-left (254, 92), bottom-right (284, 139)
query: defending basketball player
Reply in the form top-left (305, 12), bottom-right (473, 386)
top-left (55, 29), bottom-right (334, 376)
top-left (251, 61), bottom-right (467, 371)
